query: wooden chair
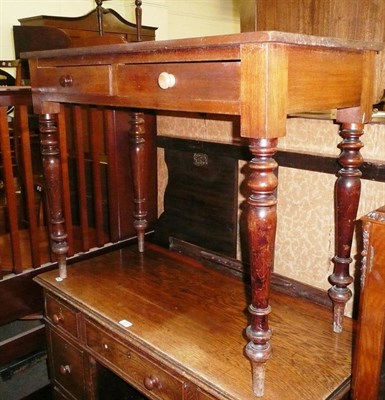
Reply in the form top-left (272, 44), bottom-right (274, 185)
top-left (352, 206), bottom-right (385, 399)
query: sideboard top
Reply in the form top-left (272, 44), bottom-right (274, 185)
top-left (21, 30), bottom-right (383, 60)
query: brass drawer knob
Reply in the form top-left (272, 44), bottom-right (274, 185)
top-left (59, 364), bottom-right (71, 375)
top-left (143, 374), bottom-right (161, 390)
top-left (52, 313), bottom-right (64, 325)
top-left (158, 72), bottom-right (175, 89)
top-left (59, 74), bottom-right (73, 87)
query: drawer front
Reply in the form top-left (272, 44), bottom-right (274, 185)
top-left (116, 62), bottom-right (239, 114)
top-left (85, 319), bottom-right (183, 400)
top-left (50, 329), bottom-right (85, 399)
top-left (34, 66), bottom-right (111, 96)
top-left (53, 386), bottom-right (76, 400)
top-left (46, 294), bottom-right (79, 338)
top-left (198, 390), bottom-right (217, 400)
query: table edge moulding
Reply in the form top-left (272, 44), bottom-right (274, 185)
top-left (22, 31), bottom-right (383, 397)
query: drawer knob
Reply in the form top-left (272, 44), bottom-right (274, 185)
top-left (59, 74), bottom-right (73, 87)
top-left (143, 374), bottom-right (161, 390)
top-left (52, 313), bottom-right (64, 325)
top-left (59, 364), bottom-right (71, 375)
top-left (158, 72), bottom-right (175, 89)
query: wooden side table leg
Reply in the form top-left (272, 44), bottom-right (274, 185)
top-left (245, 138), bottom-right (277, 397)
top-left (128, 111), bottom-right (148, 253)
top-left (39, 113), bottom-right (69, 279)
top-left (328, 121), bottom-right (364, 333)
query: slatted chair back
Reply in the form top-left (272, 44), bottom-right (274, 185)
top-left (0, 84), bottom-right (52, 276)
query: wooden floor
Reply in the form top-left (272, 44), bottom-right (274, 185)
top-left (35, 243), bottom-right (354, 400)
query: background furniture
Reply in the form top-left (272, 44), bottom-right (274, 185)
top-left (0, 3), bottom-right (157, 398)
top-left (352, 206), bottom-right (385, 399)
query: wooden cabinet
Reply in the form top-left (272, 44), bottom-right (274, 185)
top-left (14, 7), bottom-right (156, 57)
top-left (352, 206), bottom-right (385, 399)
top-left (35, 243), bottom-right (356, 400)
top-left (44, 289), bottom-right (189, 400)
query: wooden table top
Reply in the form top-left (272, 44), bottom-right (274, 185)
top-left (21, 30), bottom-right (383, 59)
top-left (34, 243), bottom-right (354, 400)
top-left (23, 31), bottom-right (382, 138)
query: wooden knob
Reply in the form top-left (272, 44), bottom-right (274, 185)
top-left (59, 364), bottom-right (71, 375)
top-left (52, 313), bottom-right (64, 325)
top-left (59, 74), bottom-right (73, 87)
top-left (143, 374), bottom-right (161, 390)
top-left (158, 72), bottom-right (175, 89)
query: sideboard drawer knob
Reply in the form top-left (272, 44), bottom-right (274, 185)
top-left (52, 313), bottom-right (64, 325)
top-left (59, 364), bottom-right (71, 375)
top-left (59, 74), bottom-right (73, 87)
top-left (143, 374), bottom-right (161, 390)
top-left (158, 72), bottom-right (176, 89)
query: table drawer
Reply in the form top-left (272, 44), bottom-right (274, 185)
top-left (53, 386), bottom-right (75, 400)
top-left (50, 329), bottom-right (85, 399)
top-left (85, 319), bottom-right (183, 400)
top-left (116, 62), bottom-right (239, 113)
top-left (198, 389), bottom-right (217, 400)
top-left (46, 294), bottom-right (79, 339)
top-left (34, 66), bottom-right (111, 95)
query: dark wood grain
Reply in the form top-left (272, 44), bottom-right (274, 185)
top-left (35, 243), bottom-right (354, 400)
top-left (329, 121), bottom-right (365, 333)
top-left (352, 206), bottom-right (385, 400)
top-left (153, 148), bottom-right (238, 257)
top-left (157, 134), bottom-right (385, 182)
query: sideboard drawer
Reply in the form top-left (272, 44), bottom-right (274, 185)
top-left (46, 294), bottom-right (80, 339)
top-left (50, 329), bottom-right (85, 399)
top-left (53, 386), bottom-right (74, 400)
top-left (116, 62), bottom-right (239, 113)
top-left (34, 66), bottom-right (111, 96)
top-left (85, 319), bottom-right (183, 400)
top-left (198, 390), bottom-right (217, 400)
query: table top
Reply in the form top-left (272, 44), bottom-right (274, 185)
top-left (23, 30), bottom-right (381, 137)
top-left (21, 31), bottom-right (383, 60)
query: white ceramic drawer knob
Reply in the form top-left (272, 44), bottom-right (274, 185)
top-left (158, 72), bottom-right (176, 89)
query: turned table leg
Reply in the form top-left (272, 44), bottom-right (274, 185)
top-left (128, 111), bottom-right (148, 253)
top-left (39, 113), bottom-right (69, 279)
top-left (328, 121), bottom-right (364, 333)
top-left (245, 138), bottom-right (277, 397)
